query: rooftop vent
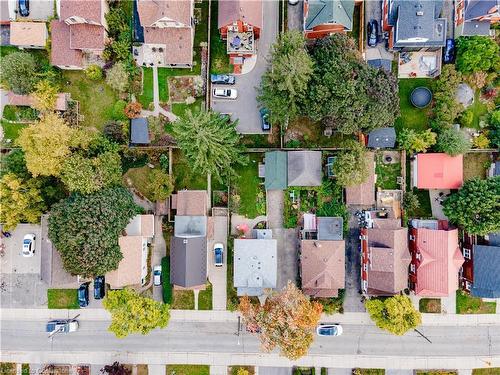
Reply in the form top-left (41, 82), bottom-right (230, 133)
top-left (416, 11), bottom-right (424, 16)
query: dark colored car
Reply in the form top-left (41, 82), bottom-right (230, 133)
top-left (443, 38), bottom-right (456, 64)
top-left (367, 19), bottom-right (379, 47)
top-left (93, 276), bottom-right (105, 300)
top-left (78, 283), bottom-right (89, 308)
top-left (210, 74), bottom-right (235, 85)
top-left (259, 108), bottom-right (271, 131)
top-left (18, 0), bottom-right (29, 17)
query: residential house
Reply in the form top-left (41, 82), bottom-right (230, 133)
top-left (264, 151), bottom-right (288, 190)
top-left (303, 0), bottom-right (359, 39)
top-left (106, 214), bottom-right (154, 289)
top-left (301, 239), bottom-right (345, 298)
top-left (287, 151), bottom-right (322, 187)
top-left (382, 0), bottom-right (447, 51)
top-left (367, 128), bottom-right (396, 149)
top-left (50, 0), bottom-right (108, 69)
top-left (218, 0), bottom-right (262, 73)
top-left (409, 220), bottom-right (464, 296)
top-left (130, 118), bottom-right (150, 145)
top-left (455, 0), bottom-right (499, 37)
top-left (460, 242), bottom-right (500, 298)
top-left (412, 153), bottom-right (463, 190)
top-left (345, 151), bottom-right (376, 206)
top-left (234, 238), bottom-right (277, 297)
top-left (135, 0), bottom-right (194, 68)
top-left (170, 190), bottom-right (209, 289)
top-left (7, 91), bottom-right (71, 111)
top-left (360, 219), bottom-right (411, 295)
top-left (9, 22), bottom-right (47, 48)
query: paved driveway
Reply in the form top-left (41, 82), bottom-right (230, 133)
top-left (275, 228), bottom-right (299, 289)
top-left (364, 0), bottom-right (394, 62)
top-left (343, 212), bottom-right (365, 312)
top-left (287, 1), bottom-right (303, 31)
top-left (211, 0), bottom-right (278, 134)
top-left (207, 212), bottom-right (228, 310)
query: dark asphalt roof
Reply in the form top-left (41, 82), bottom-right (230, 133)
top-left (367, 59), bottom-right (392, 73)
top-left (317, 217), bottom-right (344, 240)
top-left (471, 245), bottom-right (500, 298)
top-left (131, 118), bottom-right (150, 144)
top-left (463, 0), bottom-right (498, 21)
top-left (462, 20), bottom-right (492, 36)
top-left (489, 232), bottom-right (500, 246)
top-left (305, 0), bottom-right (355, 31)
top-left (494, 161), bottom-right (500, 176)
top-left (287, 151), bottom-right (322, 187)
top-left (367, 127), bottom-right (396, 148)
top-left (170, 236), bottom-right (208, 288)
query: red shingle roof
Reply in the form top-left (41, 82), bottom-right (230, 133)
top-left (414, 228), bottom-right (464, 297)
top-left (218, 0), bottom-right (263, 29)
top-left (345, 151), bottom-right (376, 206)
top-left (69, 23), bottom-right (105, 50)
top-left (60, 0), bottom-right (102, 24)
top-left (416, 153), bottom-right (463, 189)
top-left (144, 26), bottom-right (193, 65)
top-left (50, 21), bottom-right (83, 68)
top-left (137, 0), bottom-right (192, 26)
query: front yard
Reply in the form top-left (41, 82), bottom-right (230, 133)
top-left (47, 289), bottom-right (79, 309)
top-left (456, 290), bottom-right (496, 314)
top-left (395, 78), bottom-right (433, 132)
top-left (198, 283), bottom-right (213, 310)
top-left (419, 298), bottom-right (441, 313)
top-left (167, 365), bottom-right (209, 375)
top-left (232, 153), bottom-right (266, 219)
top-left (313, 289), bottom-right (345, 315)
top-left (171, 290), bottom-right (195, 310)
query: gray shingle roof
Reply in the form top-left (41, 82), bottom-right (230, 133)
top-left (131, 118), bottom-right (150, 144)
top-left (471, 245), bottom-right (500, 298)
top-left (287, 151), bottom-right (322, 187)
top-left (265, 151), bottom-right (288, 190)
top-left (463, 0), bottom-right (498, 21)
top-left (170, 236), bottom-right (208, 288)
top-left (305, 0), bottom-right (355, 31)
top-left (367, 59), bottom-right (392, 73)
top-left (367, 127), bottom-right (397, 148)
top-left (462, 20), bottom-right (492, 35)
top-left (317, 217), bottom-right (344, 240)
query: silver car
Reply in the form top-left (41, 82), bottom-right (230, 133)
top-left (22, 233), bottom-right (35, 257)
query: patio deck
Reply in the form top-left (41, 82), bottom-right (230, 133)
top-left (398, 50), bottom-right (442, 79)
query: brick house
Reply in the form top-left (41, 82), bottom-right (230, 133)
top-left (303, 0), bottom-right (361, 39)
top-left (455, 0), bottom-right (499, 37)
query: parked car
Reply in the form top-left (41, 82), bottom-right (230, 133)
top-left (210, 74), bottom-right (235, 85)
top-left (288, 0), bottom-right (299, 5)
top-left (443, 38), bottom-right (456, 64)
top-left (316, 323), bottom-right (343, 337)
top-left (153, 265), bottom-right (162, 286)
top-left (367, 19), bottom-right (379, 47)
top-left (78, 283), bottom-right (89, 308)
top-left (46, 319), bottom-right (79, 334)
top-left (93, 276), bottom-right (105, 299)
top-left (213, 243), bottom-right (224, 267)
top-left (18, 0), bottom-right (29, 17)
top-left (259, 108), bottom-right (271, 131)
top-left (22, 233), bottom-right (35, 257)
top-left (213, 88), bottom-right (238, 99)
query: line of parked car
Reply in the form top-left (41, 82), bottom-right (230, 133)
top-left (77, 276), bottom-right (105, 308)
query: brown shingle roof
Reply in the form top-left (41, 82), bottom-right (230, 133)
top-left (176, 190), bottom-right (208, 216)
top-left (137, 0), bottom-right (192, 26)
top-left (50, 20), bottom-right (83, 68)
top-left (10, 22), bottom-right (47, 47)
top-left (366, 227), bottom-right (411, 295)
top-left (60, 0), bottom-right (102, 24)
top-left (7, 92), bottom-right (69, 111)
top-left (345, 151), bottom-right (375, 206)
top-left (69, 23), bottom-right (105, 50)
top-left (144, 26), bottom-right (193, 65)
top-left (301, 240), bottom-right (345, 298)
top-left (218, 0), bottom-right (263, 29)
top-left (106, 236), bottom-right (144, 289)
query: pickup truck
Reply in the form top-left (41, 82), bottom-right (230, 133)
top-left (46, 319), bottom-right (79, 334)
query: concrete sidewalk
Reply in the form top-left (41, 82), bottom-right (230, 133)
top-left (2, 308), bottom-right (500, 326)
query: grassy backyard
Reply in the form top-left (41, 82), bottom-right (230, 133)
top-left (171, 98), bottom-right (204, 117)
top-left (395, 79), bottom-right (433, 132)
top-left (123, 165), bottom-right (156, 202)
top-left (375, 152), bottom-right (401, 190)
top-left (456, 290), bottom-right (496, 314)
top-left (61, 71), bottom-right (117, 129)
top-left (198, 283), bottom-right (213, 310)
top-left (210, 0), bottom-right (233, 74)
top-left (1, 121), bottom-right (28, 143)
top-left (47, 289), bottom-right (79, 309)
top-left (166, 365), bottom-right (209, 375)
top-left (172, 149), bottom-right (207, 190)
top-left (232, 153), bottom-right (266, 219)
top-left (463, 152), bottom-right (491, 181)
top-left (469, 91), bottom-right (490, 129)
top-left (171, 290), bottom-right (195, 310)
top-left (419, 298), bottom-right (441, 313)
top-left (138, 68), bottom-right (154, 108)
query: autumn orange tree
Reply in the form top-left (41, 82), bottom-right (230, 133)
top-left (238, 281), bottom-right (322, 360)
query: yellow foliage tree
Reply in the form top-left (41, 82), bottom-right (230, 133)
top-left (32, 79), bottom-right (59, 113)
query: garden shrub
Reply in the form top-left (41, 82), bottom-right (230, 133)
top-left (85, 65), bottom-right (103, 81)
top-left (111, 100), bottom-right (127, 121)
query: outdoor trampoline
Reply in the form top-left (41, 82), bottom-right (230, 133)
top-left (410, 87), bottom-right (432, 108)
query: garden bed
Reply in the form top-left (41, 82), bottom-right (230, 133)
top-left (171, 290), bottom-right (195, 310)
top-left (456, 290), bottom-right (496, 314)
top-left (47, 289), bottom-right (79, 309)
top-left (228, 366), bottom-right (255, 375)
top-left (312, 289), bottom-right (345, 315)
top-left (419, 298), bottom-right (441, 313)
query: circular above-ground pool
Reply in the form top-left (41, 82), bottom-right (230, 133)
top-left (410, 87), bottom-right (432, 108)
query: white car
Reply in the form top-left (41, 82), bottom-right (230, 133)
top-left (213, 88), bottom-right (238, 99)
top-left (316, 323), bottom-right (343, 337)
top-left (213, 243), bottom-right (224, 267)
top-left (153, 265), bottom-right (162, 286)
top-left (22, 233), bottom-right (35, 257)
top-left (46, 319), bottom-right (79, 334)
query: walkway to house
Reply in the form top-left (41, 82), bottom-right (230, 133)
top-left (140, 67), bottom-right (178, 122)
top-left (429, 189), bottom-right (450, 220)
top-left (344, 210), bottom-right (366, 312)
top-left (207, 210), bottom-right (228, 310)
top-left (266, 190), bottom-right (284, 229)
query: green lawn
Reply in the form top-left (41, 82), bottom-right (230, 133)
top-left (171, 98), bottom-right (204, 117)
top-left (172, 149), bottom-right (207, 190)
top-left (171, 290), bottom-right (195, 310)
top-left (194, 0), bottom-right (209, 48)
top-left (226, 237), bottom-right (239, 311)
top-left (375, 153), bottom-right (401, 190)
top-left (198, 283), bottom-right (213, 310)
top-left (138, 68), bottom-right (154, 108)
top-left (419, 298), bottom-right (441, 313)
top-left (21, 364), bottom-right (29, 375)
top-left (395, 79), bottom-right (433, 132)
top-left (353, 369), bottom-right (385, 375)
top-left (47, 289), bottom-right (79, 309)
top-left (472, 369), bottom-right (500, 375)
top-left (233, 153), bottom-right (266, 219)
top-left (210, 0), bottom-right (233, 74)
top-left (456, 290), bottom-right (496, 314)
top-left (61, 71), bottom-right (117, 129)
top-left (167, 365), bottom-right (209, 375)
top-left (162, 256), bottom-right (172, 304)
top-left (468, 91), bottom-right (490, 129)
top-left (1, 121), bottom-right (28, 143)
top-left (463, 152), bottom-right (490, 181)
top-left (123, 165), bottom-right (156, 202)
top-left (411, 189), bottom-right (433, 218)
top-left (416, 372), bottom-right (457, 375)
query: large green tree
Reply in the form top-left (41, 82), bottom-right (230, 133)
top-left (333, 141), bottom-right (369, 187)
top-left (103, 289), bottom-right (170, 338)
top-left (148, 169), bottom-right (174, 202)
top-left (173, 110), bottom-right (247, 184)
top-left (305, 34), bottom-right (399, 134)
top-left (456, 36), bottom-right (500, 74)
top-left (431, 65), bottom-right (464, 129)
top-left (397, 128), bottom-right (437, 153)
top-left (257, 30), bottom-right (314, 124)
top-left (48, 187), bottom-right (141, 277)
top-left (0, 51), bottom-right (39, 94)
top-left (435, 128), bottom-right (471, 156)
top-left (365, 295), bottom-right (421, 335)
top-left (443, 177), bottom-right (500, 235)
top-left (239, 282), bottom-right (322, 360)
top-left (0, 173), bottom-right (46, 230)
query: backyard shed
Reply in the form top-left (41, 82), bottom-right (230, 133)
top-left (130, 117), bottom-right (150, 144)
